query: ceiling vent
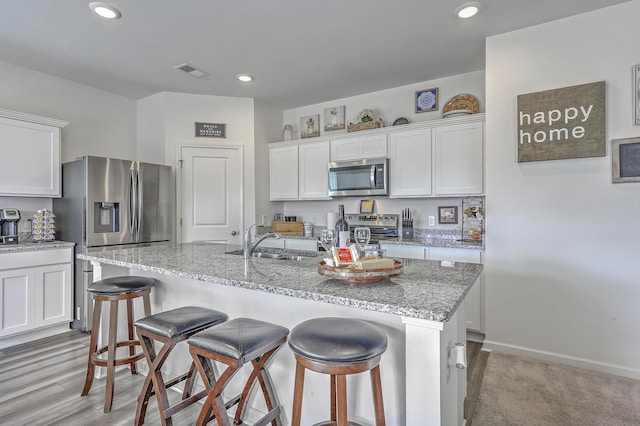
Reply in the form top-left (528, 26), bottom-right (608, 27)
top-left (174, 63), bottom-right (209, 78)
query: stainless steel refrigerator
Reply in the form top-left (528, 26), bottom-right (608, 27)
top-left (53, 156), bottom-right (173, 331)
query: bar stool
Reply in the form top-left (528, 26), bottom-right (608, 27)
top-left (80, 276), bottom-right (156, 413)
top-left (289, 317), bottom-right (388, 426)
top-left (187, 318), bottom-right (289, 426)
top-left (134, 306), bottom-right (228, 426)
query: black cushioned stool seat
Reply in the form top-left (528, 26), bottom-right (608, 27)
top-left (187, 318), bottom-right (289, 426)
top-left (288, 317), bottom-right (388, 426)
top-left (134, 306), bottom-right (228, 426)
top-left (80, 276), bottom-right (156, 413)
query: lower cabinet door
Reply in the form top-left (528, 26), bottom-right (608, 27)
top-left (35, 263), bottom-right (73, 328)
top-left (0, 268), bottom-right (36, 337)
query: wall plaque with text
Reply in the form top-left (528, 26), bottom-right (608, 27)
top-left (195, 122), bottom-right (226, 138)
top-left (517, 81), bottom-right (606, 162)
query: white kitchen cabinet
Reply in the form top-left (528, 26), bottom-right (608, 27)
top-left (270, 144), bottom-right (299, 200)
top-left (330, 134), bottom-right (387, 161)
top-left (0, 268), bottom-right (34, 336)
top-left (428, 248), bottom-right (484, 333)
top-left (434, 122), bottom-right (484, 195)
top-left (0, 248), bottom-right (73, 347)
top-left (0, 109), bottom-right (69, 197)
top-left (270, 141), bottom-right (331, 201)
top-left (299, 141), bottom-right (331, 199)
top-left (388, 129), bottom-right (433, 197)
top-left (284, 238), bottom-right (319, 251)
top-left (379, 243), bottom-right (426, 260)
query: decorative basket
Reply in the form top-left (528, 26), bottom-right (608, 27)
top-left (317, 259), bottom-right (403, 283)
top-left (347, 121), bottom-right (382, 133)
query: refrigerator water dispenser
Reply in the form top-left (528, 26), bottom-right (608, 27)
top-left (94, 202), bottom-right (120, 233)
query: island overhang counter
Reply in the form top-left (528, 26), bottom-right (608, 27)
top-left (79, 242), bottom-right (482, 426)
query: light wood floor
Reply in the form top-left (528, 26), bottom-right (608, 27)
top-left (0, 331), bottom-right (488, 425)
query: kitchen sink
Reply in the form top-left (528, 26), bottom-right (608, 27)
top-left (225, 249), bottom-right (316, 261)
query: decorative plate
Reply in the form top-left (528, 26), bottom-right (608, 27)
top-left (393, 117), bottom-right (410, 126)
top-left (443, 94), bottom-right (479, 114)
top-left (317, 259), bottom-right (403, 283)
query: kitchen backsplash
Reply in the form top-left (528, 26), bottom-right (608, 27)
top-left (278, 197), bottom-right (484, 231)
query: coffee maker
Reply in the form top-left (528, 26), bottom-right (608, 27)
top-left (0, 208), bottom-right (20, 244)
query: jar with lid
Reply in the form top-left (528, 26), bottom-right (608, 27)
top-left (283, 125), bottom-right (293, 141)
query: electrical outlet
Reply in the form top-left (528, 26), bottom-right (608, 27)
top-left (428, 216), bottom-right (436, 227)
top-left (261, 215), bottom-right (267, 225)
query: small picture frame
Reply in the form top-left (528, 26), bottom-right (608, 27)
top-left (612, 137), bottom-right (640, 183)
top-left (324, 106), bottom-right (346, 131)
top-left (634, 64), bottom-right (640, 126)
top-left (300, 114), bottom-right (320, 139)
top-left (360, 199), bottom-right (375, 214)
top-left (438, 206), bottom-right (458, 224)
top-left (416, 88), bottom-right (439, 113)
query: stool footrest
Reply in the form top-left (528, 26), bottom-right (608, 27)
top-left (93, 340), bottom-right (144, 367)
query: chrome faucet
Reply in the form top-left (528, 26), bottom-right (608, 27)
top-left (243, 224), bottom-right (281, 258)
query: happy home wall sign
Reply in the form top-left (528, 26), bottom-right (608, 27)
top-left (517, 81), bottom-right (606, 162)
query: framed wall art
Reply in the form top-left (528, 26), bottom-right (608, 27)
top-left (324, 106), bottom-right (345, 131)
top-left (359, 199), bottom-right (375, 214)
top-left (612, 137), bottom-right (640, 183)
top-left (634, 64), bottom-right (640, 126)
top-left (438, 206), bottom-right (458, 224)
top-left (416, 88), bottom-right (438, 113)
top-left (300, 114), bottom-right (320, 139)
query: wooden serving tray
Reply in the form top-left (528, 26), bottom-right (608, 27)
top-left (317, 259), bottom-right (403, 283)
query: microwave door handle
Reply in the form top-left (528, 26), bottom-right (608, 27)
top-left (370, 165), bottom-right (376, 188)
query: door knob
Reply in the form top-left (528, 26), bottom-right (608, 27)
top-left (230, 230), bottom-right (238, 236)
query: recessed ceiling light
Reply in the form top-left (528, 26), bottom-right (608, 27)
top-left (455, 2), bottom-right (481, 19)
top-left (89, 2), bottom-right (121, 19)
top-left (236, 74), bottom-right (253, 82)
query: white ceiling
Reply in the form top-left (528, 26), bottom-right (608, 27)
top-left (0, 0), bottom-right (630, 109)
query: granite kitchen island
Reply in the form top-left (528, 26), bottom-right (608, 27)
top-left (79, 242), bottom-right (482, 426)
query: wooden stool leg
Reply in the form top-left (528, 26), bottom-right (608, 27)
top-left (336, 375), bottom-right (348, 426)
top-left (371, 365), bottom-right (386, 426)
top-left (233, 347), bottom-right (281, 426)
top-left (103, 299), bottom-right (119, 413)
top-left (291, 361), bottom-right (305, 426)
top-left (182, 362), bottom-right (197, 399)
top-left (193, 356), bottom-right (238, 426)
top-left (134, 333), bottom-right (159, 426)
top-left (127, 298), bottom-right (138, 375)
top-left (80, 297), bottom-right (102, 396)
top-left (330, 374), bottom-right (337, 422)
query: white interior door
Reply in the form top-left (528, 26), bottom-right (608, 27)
top-left (180, 146), bottom-right (242, 244)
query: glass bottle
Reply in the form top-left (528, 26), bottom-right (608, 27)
top-left (335, 204), bottom-right (350, 247)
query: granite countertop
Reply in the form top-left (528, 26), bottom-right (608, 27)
top-left (0, 240), bottom-right (75, 253)
top-left (78, 242), bottom-right (483, 322)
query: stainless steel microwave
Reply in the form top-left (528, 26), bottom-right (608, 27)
top-left (328, 158), bottom-right (389, 197)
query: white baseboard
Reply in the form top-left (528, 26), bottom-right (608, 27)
top-left (482, 339), bottom-right (640, 380)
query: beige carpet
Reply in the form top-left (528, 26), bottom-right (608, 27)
top-left (472, 352), bottom-right (640, 426)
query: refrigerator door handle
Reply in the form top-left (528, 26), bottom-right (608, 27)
top-left (135, 166), bottom-right (143, 241)
top-left (129, 167), bottom-right (138, 239)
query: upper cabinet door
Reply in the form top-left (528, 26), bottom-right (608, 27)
top-left (269, 145), bottom-right (299, 200)
top-left (388, 129), bottom-right (433, 198)
top-left (358, 134), bottom-right (387, 158)
top-left (330, 137), bottom-right (359, 161)
top-left (299, 141), bottom-right (331, 199)
top-left (0, 117), bottom-right (61, 197)
top-left (330, 134), bottom-right (387, 161)
top-left (434, 122), bottom-right (484, 195)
